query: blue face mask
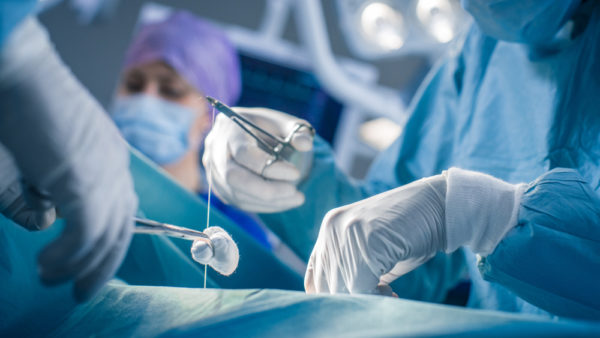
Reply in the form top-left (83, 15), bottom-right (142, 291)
top-left (111, 94), bottom-right (196, 165)
top-left (462, 0), bottom-right (580, 45)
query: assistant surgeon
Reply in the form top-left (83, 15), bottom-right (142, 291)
top-left (203, 0), bottom-right (600, 320)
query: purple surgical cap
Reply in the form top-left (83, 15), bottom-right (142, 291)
top-left (123, 10), bottom-right (241, 106)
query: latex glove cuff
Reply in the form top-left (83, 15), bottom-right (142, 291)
top-left (444, 168), bottom-right (528, 255)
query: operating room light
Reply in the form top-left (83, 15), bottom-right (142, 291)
top-left (359, 117), bottom-right (402, 150)
top-left (416, 0), bottom-right (456, 43)
top-left (360, 2), bottom-right (406, 51)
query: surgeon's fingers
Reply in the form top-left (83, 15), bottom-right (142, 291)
top-left (304, 265), bottom-right (316, 293)
top-left (224, 115), bottom-right (301, 181)
top-left (39, 200), bottom-right (125, 284)
top-left (225, 162), bottom-right (300, 200)
top-left (305, 259), bottom-right (331, 294)
top-left (4, 193), bottom-right (56, 231)
top-left (22, 181), bottom-right (54, 211)
top-left (21, 183), bottom-right (56, 230)
top-left (205, 116), bottom-right (299, 181)
top-left (11, 206), bottom-right (56, 231)
top-left (288, 125), bottom-right (314, 152)
top-left (310, 209), bottom-right (384, 295)
top-left (209, 162), bottom-right (305, 213)
top-left (73, 217), bottom-right (132, 302)
top-left (233, 107), bottom-right (314, 146)
top-left (379, 257), bottom-right (430, 286)
top-left (242, 111), bottom-right (314, 152)
top-left (305, 241), bottom-right (335, 294)
top-left (16, 207), bottom-right (56, 231)
top-left (207, 113), bottom-right (308, 182)
top-left (231, 190), bottom-right (304, 213)
top-left (212, 184), bottom-right (304, 213)
top-left (38, 201), bottom-right (110, 280)
top-left (0, 180), bottom-right (56, 231)
top-left (311, 256), bottom-right (332, 294)
top-left (36, 172), bottom-right (132, 283)
top-left (376, 284), bottom-right (396, 297)
top-left (229, 139), bottom-right (301, 181)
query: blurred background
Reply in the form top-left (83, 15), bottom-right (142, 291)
top-left (38, 0), bottom-right (469, 178)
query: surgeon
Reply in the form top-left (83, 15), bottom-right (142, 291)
top-left (0, 1), bottom-right (138, 302)
top-left (111, 10), bottom-right (274, 250)
top-left (203, 0), bottom-right (600, 320)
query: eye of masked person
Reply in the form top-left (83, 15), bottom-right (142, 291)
top-left (122, 64), bottom-right (194, 101)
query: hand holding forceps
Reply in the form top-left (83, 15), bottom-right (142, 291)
top-left (206, 96), bottom-right (315, 176)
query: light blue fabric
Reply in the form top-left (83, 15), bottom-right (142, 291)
top-left (0, 216), bottom-right (76, 334)
top-left (480, 169), bottom-right (600, 320)
top-left (461, 0), bottom-right (581, 45)
top-left (0, 0), bottom-right (36, 47)
top-left (258, 1), bottom-right (600, 318)
top-left (119, 150), bottom-right (303, 290)
top-left (112, 94), bottom-right (195, 165)
top-left (4, 281), bottom-right (600, 337)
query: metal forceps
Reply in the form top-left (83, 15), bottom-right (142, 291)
top-left (134, 217), bottom-right (213, 250)
top-left (206, 96), bottom-right (315, 175)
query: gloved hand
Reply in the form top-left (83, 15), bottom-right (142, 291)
top-left (305, 168), bottom-right (527, 295)
top-left (0, 18), bottom-right (138, 301)
top-left (203, 107), bottom-right (314, 213)
top-left (0, 144), bottom-right (56, 231)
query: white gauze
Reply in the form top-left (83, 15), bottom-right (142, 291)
top-left (191, 226), bottom-right (239, 276)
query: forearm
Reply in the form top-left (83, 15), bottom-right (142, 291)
top-left (444, 168), bottom-right (527, 255)
top-left (479, 168), bottom-right (600, 320)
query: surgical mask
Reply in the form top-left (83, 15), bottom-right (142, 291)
top-left (462, 0), bottom-right (580, 45)
top-left (111, 94), bottom-right (195, 165)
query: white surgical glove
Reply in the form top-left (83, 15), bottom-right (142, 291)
top-left (305, 168), bottom-right (526, 295)
top-left (0, 144), bottom-right (56, 231)
top-left (0, 18), bottom-right (138, 301)
top-left (203, 107), bottom-right (314, 213)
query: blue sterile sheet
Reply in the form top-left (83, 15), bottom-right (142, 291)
top-left (118, 150), bottom-right (304, 290)
top-left (7, 282), bottom-right (600, 337)
top-left (2, 151), bottom-right (599, 336)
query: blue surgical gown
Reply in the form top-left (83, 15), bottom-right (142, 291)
top-left (259, 1), bottom-right (600, 320)
top-left (0, 0), bottom-right (37, 47)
